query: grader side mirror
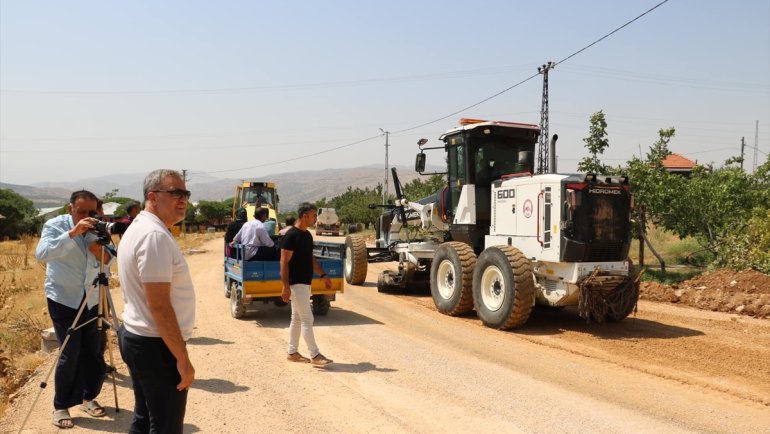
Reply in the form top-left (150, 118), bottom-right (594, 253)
top-left (415, 152), bottom-right (426, 173)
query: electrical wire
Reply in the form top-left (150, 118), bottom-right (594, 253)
top-left (202, 0), bottom-right (673, 174)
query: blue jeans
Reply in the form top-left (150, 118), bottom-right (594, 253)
top-left (47, 298), bottom-right (106, 410)
top-left (119, 326), bottom-right (188, 434)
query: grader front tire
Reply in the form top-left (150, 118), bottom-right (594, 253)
top-left (430, 242), bottom-right (476, 316)
top-left (344, 234), bottom-right (368, 285)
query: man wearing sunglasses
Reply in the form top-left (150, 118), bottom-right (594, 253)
top-left (117, 169), bottom-right (195, 434)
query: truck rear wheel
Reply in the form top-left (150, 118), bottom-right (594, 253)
top-left (344, 234), bottom-right (368, 285)
top-left (473, 245), bottom-right (535, 329)
top-left (230, 282), bottom-right (246, 319)
top-left (430, 242), bottom-right (476, 315)
top-left (224, 277), bottom-right (231, 298)
top-left (311, 295), bottom-right (331, 316)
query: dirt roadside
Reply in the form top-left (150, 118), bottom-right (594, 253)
top-left (1, 237), bottom-right (768, 433)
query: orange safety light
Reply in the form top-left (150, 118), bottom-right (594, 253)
top-left (459, 118), bottom-right (488, 125)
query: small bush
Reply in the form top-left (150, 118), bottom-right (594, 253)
top-left (642, 267), bottom-right (702, 285)
top-left (715, 210), bottom-right (770, 274)
top-left (663, 238), bottom-right (712, 266)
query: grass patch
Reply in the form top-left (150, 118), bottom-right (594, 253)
top-left (629, 225), bottom-right (711, 267)
top-left (641, 267), bottom-right (703, 285)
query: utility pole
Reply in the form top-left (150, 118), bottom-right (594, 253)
top-left (537, 61), bottom-right (555, 174)
top-left (380, 128), bottom-right (390, 205)
top-left (753, 120), bottom-right (759, 172)
top-left (740, 137), bottom-right (745, 170)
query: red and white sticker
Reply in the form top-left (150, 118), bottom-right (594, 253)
top-left (523, 199), bottom-right (533, 218)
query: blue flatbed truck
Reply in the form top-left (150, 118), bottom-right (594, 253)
top-left (224, 242), bottom-right (346, 318)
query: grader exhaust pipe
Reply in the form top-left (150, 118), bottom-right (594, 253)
top-left (549, 134), bottom-right (559, 174)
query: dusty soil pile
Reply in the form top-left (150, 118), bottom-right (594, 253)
top-left (641, 269), bottom-right (770, 318)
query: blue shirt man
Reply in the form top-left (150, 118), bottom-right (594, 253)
top-left (35, 190), bottom-right (112, 428)
top-left (37, 215), bottom-right (105, 309)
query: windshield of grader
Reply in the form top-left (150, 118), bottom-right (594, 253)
top-left (471, 137), bottom-right (535, 186)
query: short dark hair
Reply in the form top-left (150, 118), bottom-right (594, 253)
top-left (254, 207), bottom-right (269, 220)
top-left (70, 190), bottom-right (98, 205)
top-left (125, 201), bottom-right (140, 213)
top-left (297, 202), bottom-right (316, 218)
top-left (284, 216), bottom-right (296, 226)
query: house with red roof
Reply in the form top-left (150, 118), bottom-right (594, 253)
top-left (661, 153), bottom-right (697, 176)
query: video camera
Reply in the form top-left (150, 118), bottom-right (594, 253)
top-left (88, 211), bottom-right (128, 243)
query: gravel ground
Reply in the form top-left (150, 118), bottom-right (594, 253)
top-left (2, 237), bottom-right (768, 433)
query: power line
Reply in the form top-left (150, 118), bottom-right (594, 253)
top-left (200, 1), bottom-right (671, 175)
top-left (554, 0), bottom-right (671, 66)
top-left (204, 134), bottom-right (383, 174)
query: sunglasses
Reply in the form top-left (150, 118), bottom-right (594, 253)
top-left (151, 189), bottom-right (192, 199)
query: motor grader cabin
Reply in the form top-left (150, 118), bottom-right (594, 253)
top-left (344, 118), bottom-right (639, 329)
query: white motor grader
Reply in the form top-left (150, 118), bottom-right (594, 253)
top-left (344, 118), bottom-right (639, 329)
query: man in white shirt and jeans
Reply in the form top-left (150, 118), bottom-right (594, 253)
top-left (118, 169), bottom-right (195, 434)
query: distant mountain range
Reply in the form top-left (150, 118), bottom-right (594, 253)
top-left (2, 165), bottom-right (438, 212)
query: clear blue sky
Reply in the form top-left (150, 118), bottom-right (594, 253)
top-left (1, 0), bottom-right (768, 186)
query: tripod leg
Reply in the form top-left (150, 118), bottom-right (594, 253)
top-left (104, 285), bottom-right (122, 338)
top-left (100, 286), bottom-right (120, 413)
top-left (17, 289), bottom-right (95, 434)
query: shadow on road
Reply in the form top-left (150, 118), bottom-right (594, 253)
top-left (247, 306), bottom-right (383, 329)
top-left (191, 378), bottom-right (250, 394)
top-left (369, 286), bottom-right (703, 340)
top-left (313, 361), bottom-right (398, 374)
top-left (187, 336), bottom-right (235, 346)
top-left (517, 306), bottom-right (705, 339)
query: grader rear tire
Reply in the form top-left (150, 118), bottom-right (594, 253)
top-left (472, 245), bottom-right (535, 330)
top-left (344, 234), bottom-right (368, 285)
top-left (430, 242), bottom-right (476, 315)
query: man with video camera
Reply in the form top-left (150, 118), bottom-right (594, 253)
top-left (35, 190), bottom-right (112, 429)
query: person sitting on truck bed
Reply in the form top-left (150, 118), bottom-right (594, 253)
top-left (278, 216), bottom-right (295, 236)
top-left (230, 207), bottom-right (279, 261)
top-left (264, 218), bottom-right (277, 239)
top-left (224, 207), bottom-right (248, 258)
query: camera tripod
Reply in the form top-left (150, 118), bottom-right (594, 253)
top-left (18, 242), bottom-right (122, 433)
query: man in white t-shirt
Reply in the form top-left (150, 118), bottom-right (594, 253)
top-left (117, 169), bottom-right (195, 434)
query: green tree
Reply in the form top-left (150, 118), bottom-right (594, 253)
top-left (324, 184), bottom-right (384, 229)
top-left (577, 110), bottom-right (614, 174)
top-left (102, 188), bottom-right (120, 200)
top-left (402, 174), bottom-right (446, 201)
top-left (196, 200), bottom-right (231, 224)
top-left (0, 189), bottom-right (39, 239)
top-left (627, 127), bottom-right (770, 268)
top-left (625, 127), bottom-right (678, 227)
top-left (184, 202), bottom-right (196, 225)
